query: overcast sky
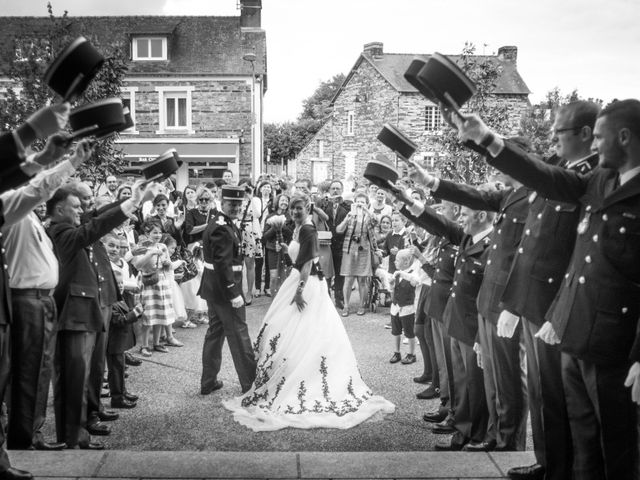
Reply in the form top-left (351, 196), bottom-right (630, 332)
top-left (3, 0), bottom-right (639, 123)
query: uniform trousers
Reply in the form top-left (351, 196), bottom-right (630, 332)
top-left (450, 337), bottom-right (489, 443)
top-left (476, 315), bottom-right (498, 444)
top-left (54, 330), bottom-right (96, 447)
top-left (562, 353), bottom-right (639, 480)
top-left (522, 318), bottom-right (572, 480)
top-left (87, 306), bottom-right (111, 425)
top-left (8, 291), bottom-right (57, 449)
top-left (201, 300), bottom-right (256, 393)
top-left (414, 287), bottom-right (434, 382)
top-left (431, 318), bottom-right (453, 407)
top-left (106, 353), bottom-right (126, 402)
top-left (0, 325), bottom-right (12, 472)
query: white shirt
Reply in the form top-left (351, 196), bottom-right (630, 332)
top-left (472, 226), bottom-right (494, 245)
top-left (620, 165), bottom-right (640, 186)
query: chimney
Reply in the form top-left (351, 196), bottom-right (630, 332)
top-left (497, 45), bottom-right (517, 65)
top-left (240, 0), bottom-right (261, 28)
top-left (363, 42), bottom-right (383, 58)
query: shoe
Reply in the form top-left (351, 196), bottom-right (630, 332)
top-left (356, 308), bottom-right (365, 315)
top-left (435, 436), bottom-right (466, 451)
top-left (124, 392), bottom-right (139, 402)
top-left (335, 301), bottom-right (344, 310)
top-left (124, 372), bottom-right (129, 379)
top-left (423, 408), bottom-right (448, 423)
top-left (31, 440), bottom-right (66, 451)
top-left (413, 375), bottom-right (431, 384)
top-left (389, 352), bottom-right (402, 364)
top-left (201, 380), bottom-right (224, 395)
top-left (100, 390), bottom-right (111, 398)
top-left (254, 290), bottom-right (261, 297)
top-left (139, 347), bottom-right (152, 357)
top-left (462, 439), bottom-right (497, 452)
top-left (111, 398), bottom-right (137, 409)
top-left (341, 308), bottom-right (349, 317)
top-left (416, 384), bottom-right (440, 399)
top-left (86, 421), bottom-right (111, 436)
top-left (153, 345), bottom-right (169, 353)
top-left (74, 441), bottom-right (105, 450)
top-left (0, 467), bottom-right (34, 480)
top-left (97, 410), bottom-right (119, 422)
top-left (507, 464), bottom-right (545, 480)
top-left (431, 416), bottom-right (456, 434)
top-left (125, 352), bottom-right (142, 366)
top-left (384, 323), bottom-right (392, 329)
top-left (165, 338), bottom-right (184, 347)
top-left (181, 320), bottom-right (197, 329)
top-left (401, 353), bottom-right (416, 364)
top-left (264, 290), bottom-right (271, 297)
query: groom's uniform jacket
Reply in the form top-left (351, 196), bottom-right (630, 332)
top-left (198, 212), bottom-right (243, 303)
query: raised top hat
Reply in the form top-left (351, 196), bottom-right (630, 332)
top-left (377, 124), bottom-right (417, 160)
top-left (69, 98), bottom-right (126, 139)
top-left (141, 149), bottom-right (183, 182)
top-left (404, 59), bottom-right (435, 99)
top-left (43, 37), bottom-right (105, 102)
top-left (415, 53), bottom-right (476, 110)
top-left (221, 186), bottom-right (245, 201)
top-left (364, 153), bottom-right (399, 190)
top-left (117, 106), bottom-right (134, 132)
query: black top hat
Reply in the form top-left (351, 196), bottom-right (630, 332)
top-left (404, 59), bottom-right (436, 99)
top-left (117, 106), bottom-right (134, 132)
top-left (415, 53), bottom-right (476, 110)
top-left (141, 149), bottom-right (183, 182)
top-left (377, 124), bottom-right (417, 160)
top-left (364, 153), bottom-right (399, 190)
top-left (43, 37), bottom-right (105, 102)
top-left (69, 98), bottom-right (126, 139)
top-left (221, 186), bottom-right (245, 201)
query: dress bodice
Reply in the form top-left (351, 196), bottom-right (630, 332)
top-left (288, 240), bottom-right (300, 263)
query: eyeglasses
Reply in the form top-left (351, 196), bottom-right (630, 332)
top-left (552, 126), bottom-right (581, 135)
top-left (198, 198), bottom-right (211, 202)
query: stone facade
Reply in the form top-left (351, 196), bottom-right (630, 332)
top-left (296, 43), bottom-right (531, 186)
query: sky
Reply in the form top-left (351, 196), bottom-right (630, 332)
top-left (3, 0), bottom-right (640, 123)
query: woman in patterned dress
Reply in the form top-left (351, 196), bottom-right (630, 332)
top-left (238, 178), bottom-right (263, 305)
top-left (222, 192), bottom-right (394, 431)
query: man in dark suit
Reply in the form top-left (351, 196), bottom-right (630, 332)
top-left (321, 180), bottom-right (350, 309)
top-left (493, 101), bottom-right (599, 480)
top-left (48, 181), bottom-right (146, 450)
top-left (199, 185), bottom-right (257, 395)
top-left (455, 99), bottom-right (640, 480)
top-left (394, 187), bottom-right (494, 450)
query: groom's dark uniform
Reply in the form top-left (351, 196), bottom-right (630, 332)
top-left (199, 186), bottom-right (256, 394)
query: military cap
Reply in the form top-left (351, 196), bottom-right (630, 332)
top-left (221, 185), bottom-right (245, 201)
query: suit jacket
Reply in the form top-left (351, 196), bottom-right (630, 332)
top-left (322, 200), bottom-right (349, 256)
top-left (500, 153), bottom-right (598, 324)
top-left (0, 132), bottom-right (32, 193)
top-left (198, 212), bottom-right (244, 303)
top-left (107, 301), bottom-right (137, 354)
top-left (434, 180), bottom-right (530, 324)
top-left (0, 204), bottom-right (10, 326)
top-left (409, 205), bottom-right (491, 346)
top-left (401, 206), bottom-right (457, 322)
top-left (488, 141), bottom-right (640, 365)
top-left (49, 204), bottom-right (128, 332)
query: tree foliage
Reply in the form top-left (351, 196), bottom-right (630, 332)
top-left (0, 2), bottom-right (129, 186)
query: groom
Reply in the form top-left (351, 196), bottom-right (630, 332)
top-left (199, 185), bottom-right (257, 394)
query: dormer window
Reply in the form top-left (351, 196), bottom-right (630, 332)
top-left (132, 37), bottom-right (167, 61)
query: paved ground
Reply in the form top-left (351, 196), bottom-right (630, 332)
top-left (23, 292), bottom-right (534, 478)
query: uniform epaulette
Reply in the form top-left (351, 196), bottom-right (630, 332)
top-left (573, 159), bottom-right (592, 175)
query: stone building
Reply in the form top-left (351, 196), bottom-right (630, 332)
top-left (0, 0), bottom-right (266, 189)
top-left (295, 42), bottom-right (530, 185)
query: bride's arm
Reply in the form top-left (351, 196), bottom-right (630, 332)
top-left (291, 259), bottom-right (312, 312)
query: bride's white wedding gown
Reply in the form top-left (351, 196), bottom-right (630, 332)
top-left (222, 238), bottom-right (395, 431)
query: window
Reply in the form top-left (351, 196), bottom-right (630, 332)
top-left (120, 87), bottom-right (138, 134)
top-left (132, 37), bottom-right (167, 61)
top-left (155, 86), bottom-right (194, 134)
top-left (346, 111), bottom-right (355, 136)
top-left (424, 106), bottom-right (444, 132)
top-left (317, 139), bottom-right (324, 158)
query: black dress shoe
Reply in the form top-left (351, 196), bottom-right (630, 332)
top-left (111, 398), bottom-right (137, 409)
top-left (422, 409), bottom-right (447, 423)
top-left (0, 467), bottom-right (34, 480)
top-left (507, 464), bottom-right (545, 480)
top-left (74, 441), bottom-right (105, 450)
top-left (97, 410), bottom-right (119, 422)
top-left (431, 415), bottom-right (456, 434)
top-left (413, 375), bottom-right (431, 384)
top-left (124, 392), bottom-right (139, 402)
top-left (389, 352), bottom-right (401, 363)
top-left (201, 380), bottom-right (224, 395)
top-left (31, 440), bottom-right (66, 451)
top-left (462, 439), bottom-right (497, 452)
top-left (434, 437), bottom-right (466, 451)
top-left (86, 422), bottom-right (111, 436)
top-left (125, 352), bottom-right (142, 366)
top-left (416, 385), bottom-right (440, 399)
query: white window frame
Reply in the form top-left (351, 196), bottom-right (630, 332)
top-left (120, 87), bottom-right (139, 134)
top-left (424, 105), bottom-right (444, 133)
top-left (155, 86), bottom-right (195, 134)
top-left (346, 110), bottom-right (355, 136)
top-left (132, 37), bottom-right (168, 61)
top-left (317, 139), bottom-right (324, 159)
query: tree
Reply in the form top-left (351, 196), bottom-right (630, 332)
top-left (299, 73), bottom-right (345, 122)
top-left (0, 2), bottom-right (129, 186)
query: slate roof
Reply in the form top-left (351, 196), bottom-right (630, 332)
top-left (0, 16), bottom-right (266, 79)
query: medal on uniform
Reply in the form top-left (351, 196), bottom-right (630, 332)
top-left (577, 212), bottom-right (590, 235)
top-left (528, 191), bottom-right (537, 204)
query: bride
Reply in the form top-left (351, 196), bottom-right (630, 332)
top-left (222, 192), bottom-right (395, 431)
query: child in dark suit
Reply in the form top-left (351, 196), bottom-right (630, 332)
top-left (388, 249), bottom-right (420, 365)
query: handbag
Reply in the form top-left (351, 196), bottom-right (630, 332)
top-left (140, 271), bottom-right (159, 287)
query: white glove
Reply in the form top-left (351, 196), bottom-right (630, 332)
top-left (451, 112), bottom-right (492, 146)
top-left (497, 310), bottom-right (520, 338)
top-left (534, 321), bottom-right (561, 345)
top-left (130, 179), bottom-right (149, 208)
top-left (473, 342), bottom-right (483, 369)
top-left (231, 295), bottom-right (245, 309)
top-left (26, 102), bottom-right (70, 138)
top-left (624, 362), bottom-right (640, 405)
